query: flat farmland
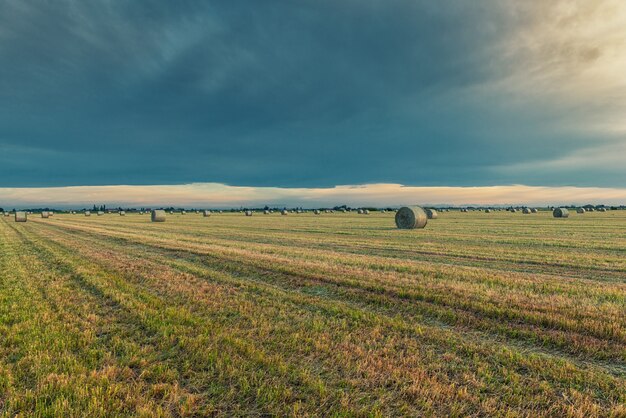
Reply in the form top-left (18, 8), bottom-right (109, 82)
top-left (0, 211), bottom-right (624, 417)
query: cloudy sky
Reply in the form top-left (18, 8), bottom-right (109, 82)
top-left (1, 1), bottom-right (625, 206)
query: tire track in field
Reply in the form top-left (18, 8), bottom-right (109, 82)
top-left (49, 216), bottom-right (626, 283)
top-left (35, 219), bottom-right (626, 353)
top-left (11, 222), bottom-right (375, 416)
top-left (30, 219), bottom-right (626, 379)
top-left (3, 222), bottom-right (208, 416)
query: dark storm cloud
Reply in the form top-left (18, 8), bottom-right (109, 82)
top-left (0, 0), bottom-right (624, 188)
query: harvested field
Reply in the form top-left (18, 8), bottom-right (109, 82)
top-left (1, 210), bottom-right (625, 416)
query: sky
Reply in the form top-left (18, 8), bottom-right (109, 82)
top-left (1, 1), bottom-right (625, 206)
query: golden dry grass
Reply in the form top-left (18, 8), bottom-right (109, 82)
top-left (1, 210), bottom-right (624, 416)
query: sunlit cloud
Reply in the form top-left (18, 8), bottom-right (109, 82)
top-left (1, 183), bottom-right (625, 209)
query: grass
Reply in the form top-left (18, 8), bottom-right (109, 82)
top-left (0, 210), bottom-right (624, 416)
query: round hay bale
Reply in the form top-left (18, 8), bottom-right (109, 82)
top-left (85, 211), bottom-right (91, 216)
top-left (553, 208), bottom-right (569, 218)
top-left (203, 210), bottom-right (211, 217)
top-left (587, 207), bottom-right (595, 212)
top-left (41, 211), bottom-right (49, 218)
top-left (314, 210), bottom-right (321, 215)
top-left (358, 209), bottom-right (364, 214)
top-left (598, 207), bottom-right (607, 212)
top-left (485, 209), bottom-right (491, 213)
top-left (425, 208), bottom-right (438, 219)
top-left (363, 209), bottom-right (370, 215)
top-left (576, 208), bottom-right (585, 214)
top-left (119, 211), bottom-right (126, 216)
top-left (4, 212), bottom-right (9, 217)
top-left (522, 208), bottom-right (531, 214)
top-left (151, 210), bottom-right (166, 222)
top-left (395, 206), bottom-right (428, 229)
top-left (281, 209), bottom-right (288, 215)
top-left (48, 212), bottom-right (54, 217)
top-left (15, 211), bottom-right (27, 222)
top-left (531, 208), bottom-right (538, 213)
top-left (245, 210), bottom-right (253, 216)
top-left (97, 211), bottom-right (104, 216)
top-left (264, 210), bottom-right (269, 214)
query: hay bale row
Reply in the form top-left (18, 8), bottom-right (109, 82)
top-left (395, 206), bottom-right (428, 229)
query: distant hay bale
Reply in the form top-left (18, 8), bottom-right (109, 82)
top-left (553, 208), bottom-right (569, 218)
top-left (587, 207), bottom-right (595, 212)
top-left (151, 210), bottom-right (166, 222)
top-left (577, 208), bottom-right (586, 214)
top-left (119, 211), bottom-right (126, 216)
top-left (15, 211), bottom-right (27, 222)
top-left (363, 210), bottom-right (370, 214)
top-left (598, 207), bottom-right (607, 212)
top-left (97, 211), bottom-right (104, 216)
top-left (245, 210), bottom-right (253, 216)
top-left (314, 210), bottom-right (321, 215)
top-left (3, 212), bottom-right (9, 217)
top-left (485, 209), bottom-right (491, 213)
top-left (522, 208), bottom-right (531, 214)
top-left (48, 212), bottom-right (54, 217)
top-left (531, 208), bottom-right (538, 213)
top-left (425, 208), bottom-right (438, 219)
top-left (85, 211), bottom-right (91, 216)
top-left (264, 210), bottom-right (270, 214)
top-left (41, 211), bottom-right (49, 218)
top-left (395, 206), bottom-right (428, 229)
top-left (341, 209), bottom-right (347, 213)
top-left (203, 210), bottom-right (211, 217)
top-left (281, 209), bottom-right (288, 215)
top-left (181, 211), bottom-right (186, 215)
top-left (358, 209), bottom-right (364, 214)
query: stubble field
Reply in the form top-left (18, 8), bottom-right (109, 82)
top-left (0, 210), bottom-right (624, 417)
